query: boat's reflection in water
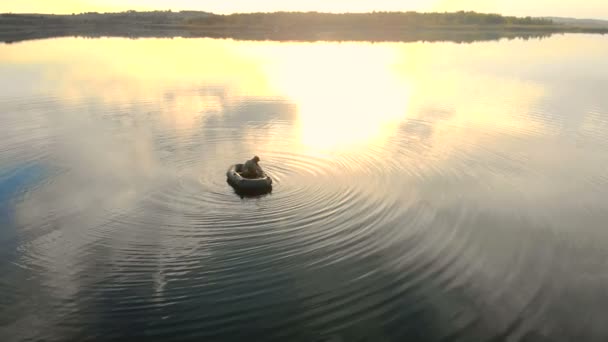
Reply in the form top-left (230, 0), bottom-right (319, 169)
top-left (228, 179), bottom-right (273, 199)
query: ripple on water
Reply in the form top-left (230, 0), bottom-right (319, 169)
top-left (2, 79), bottom-right (606, 341)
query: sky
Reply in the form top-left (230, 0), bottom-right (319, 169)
top-left (1, 0), bottom-right (607, 20)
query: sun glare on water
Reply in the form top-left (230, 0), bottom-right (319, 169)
top-left (0, 36), bottom-right (557, 160)
top-left (243, 42), bottom-right (412, 152)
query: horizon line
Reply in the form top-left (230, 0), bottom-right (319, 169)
top-left (0, 9), bottom-right (604, 20)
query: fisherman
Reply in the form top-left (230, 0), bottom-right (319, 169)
top-left (241, 155), bottom-right (264, 178)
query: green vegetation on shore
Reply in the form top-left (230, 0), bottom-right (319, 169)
top-left (188, 11), bottom-right (554, 27)
top-left (1, 10), bottom-right (607, 43)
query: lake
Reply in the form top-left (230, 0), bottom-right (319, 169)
top-left (1, 34), bottom-right (608, 341)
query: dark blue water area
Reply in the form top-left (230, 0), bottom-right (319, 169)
top-left (0, 163), bottom-right (47, 229)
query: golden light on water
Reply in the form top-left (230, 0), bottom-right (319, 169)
top-left (249, 43), bottom-right (412, 151)
top-left (0, 36), bottom-right (568, 157)
top-left (0, 38), bottom-right (414, 151)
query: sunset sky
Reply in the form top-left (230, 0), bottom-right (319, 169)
top-left (1, 0), bottom-right (607, 19)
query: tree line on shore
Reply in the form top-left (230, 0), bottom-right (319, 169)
top-left (187, 11), bottom-right (554, 28)
top-left (1, 10), bottom-right (554, 28)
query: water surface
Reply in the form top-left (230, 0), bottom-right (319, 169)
top-left (1, 35), bottom-right (608, 341)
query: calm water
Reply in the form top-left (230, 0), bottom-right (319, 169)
top-left (1, 35), bottom-right (608, 341)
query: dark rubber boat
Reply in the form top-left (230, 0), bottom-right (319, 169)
top-left (226, 164), bottom-right (272, 192)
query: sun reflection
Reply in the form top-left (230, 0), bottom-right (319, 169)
top-left (245, 43), bottom-right (412, 151)
top-left (0, 36), bottom-right (565, 158)
top-left (1, 38), bottom-right (415, 152)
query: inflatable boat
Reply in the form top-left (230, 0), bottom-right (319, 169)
top-left (226, 164), bottom-right (272, 192)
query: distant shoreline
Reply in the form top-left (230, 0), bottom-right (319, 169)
top-left (1, 11), bottom-right (607, 44)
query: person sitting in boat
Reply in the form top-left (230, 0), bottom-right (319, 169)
top-left (241, 156), bottom-right (263, 178)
